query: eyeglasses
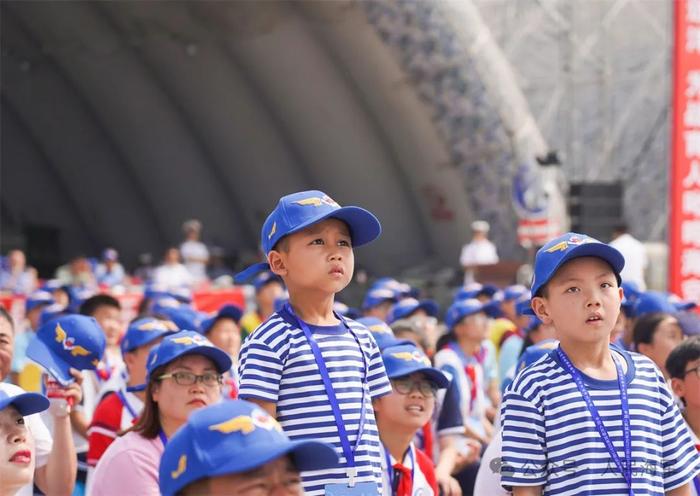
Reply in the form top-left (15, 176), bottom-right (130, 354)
top-left (391, 378), bottom-right (438, 397)
top-left (683, 365), bottom-right (700, 379)
top-left (158, 371), bottom-right (223, 387)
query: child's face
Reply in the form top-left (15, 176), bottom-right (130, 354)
top-left (207, 318), bottom-right (242, 359)
top-left (637, 317), bottom-right (684, 376)
top-left (269, 219), bottom-right (354, 296)
top-left (454, 312), bottom-right (488, 342)
top-left (92, 305), bottom-right (124, 347)
top-left (201, 455), bottom-right (302, 495)
top-left (374, 372), bottom-right (436, 431)
top-left (672, 358), bottom-right (700, 411)
top-left (532, 257), bottom-right (622, 346)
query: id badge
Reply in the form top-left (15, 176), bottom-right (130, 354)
top-left (324, 482), bottom-right (379, 495)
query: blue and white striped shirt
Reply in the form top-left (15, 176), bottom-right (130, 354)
top-left (501, 346), bottom-right (700, 495)
top-left (238, 309), bottom-right (392, 495)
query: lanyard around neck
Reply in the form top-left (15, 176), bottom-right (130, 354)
top-left (556, 346), bottom-right (633, 496)
top-left (384, 444), bottom-right (414, 493)
top-left (283, 303), bottom-right (367, 483)
top-left (115, 389), bottom-right (138, 420)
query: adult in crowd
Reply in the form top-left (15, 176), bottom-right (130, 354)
top-left (180, 219), bottom-right (209, 285)
top-left (0, 249), bottom-right (37, 295)
top-left (153, 247), bottom-right (193, 290)
top-left (94, 249), bottom-right (126, 288)
top-left (90, 330), bottom-right (230, 495)
top-left (609, 222), bottom-right (648, 290)
top-left (459, 221), bottom-right (499, 286)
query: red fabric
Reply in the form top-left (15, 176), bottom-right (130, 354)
top-left (87, 392), bottom-right (124, 466)
top-left (415, 447), bottom-right (439, 495)
top-left (421, 422), bottom-right (434, 461)
top-left (392, 462), bottom-right (413, 496)
top-left (465, 364), bottom-right (477, 409)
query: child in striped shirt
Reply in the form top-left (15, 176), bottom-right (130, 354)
top-left (501, 232), bottom-right (700, 495)
top-left (237, 190), bottom-right (392, 495)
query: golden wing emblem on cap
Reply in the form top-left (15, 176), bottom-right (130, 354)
top-left (55, 323), bottom-right (67, 343)
top-left (369, 324), bottom-right (391, 334)
top-left (545, 241), bottom-right (569, 253)
top-left (392, 351), bottom-right (416, 361)
top-left (70, 345), bottom-right (91, 357)
top-left (209, 415), bottom-right (256, 434)
top-left (268, 222), bottom-right (277, 240)
top-left (171, 455), bottom-right (187, 479)
top-left (294, 197), bottom-right (323, 207)
top-left (138, 321), bottom-right (167, 332)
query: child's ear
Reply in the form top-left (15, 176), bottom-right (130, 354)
top-left (531, 296), bottom-right (552, 324)
top-left (267, 251), bottom-right (287, 276)
top-left (670, 377), bottom-right (685, 401)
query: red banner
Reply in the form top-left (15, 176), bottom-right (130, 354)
top-left (671, 0), bottom-right (700, 304)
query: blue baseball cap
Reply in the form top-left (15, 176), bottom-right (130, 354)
top-left (530, 232), bottom-right (624, 297)
top-left (631, 291), bottom-right (677, 318)
top-left (25, 290), bottom-right (54, 313)
top-left (26, 315), bottom-right (106, 386)
top-left (145, 331), bottom-right (232, 382)
top-left (252, 271), bottom-right (284, 293)
top-left (503, 285), bottom-right (529, 302)
top-left (667, 292), bottom-right (698, 312)
top-left (235, 190), bottom-right (381, 282)
top-left (515, 339), bottom-right (558, 375)
top-left (121, 318), bottom-right (179, 355)
top-left (453, 283), bottom-right (499, 303)
top-left (524, 316), bottom-right (543, 333)
top-left (153, 302), bottom-right (207, 332)
top-left (386, 298), bottom-right (438, 324)
top-left (370, 278), bottom-right (415, 298)
top-left (169, 287), bottom-right (193, 304)
top-left (516, 298), bottom-right (535, 316)
top-left (0, 390), bottom-right (50, 417)
top-left (39, 303), bottom-right (70, 327)
top-left (159, 400), bottom-right (338, 496)
top-left (198, 305), bottom-right (244, 335)
top-left (362, 287), bottom-right (398, 310)
top-left (445, 298), bottom-right (484, 330)
top-left (381, 343), bottom-right (449, 388)
top-left (357, 317), bottom-right (411, 351)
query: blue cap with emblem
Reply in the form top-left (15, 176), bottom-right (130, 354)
top-left (145, 331), bottom-right (232, 382)
top-left (356, 317), bottom-right (412, 351)
top-left (235, 190), bottom-right (381, 282)
top-left (381, 342), bottom-right (449, 388)
top-left (198, 305), bottom-right (244, 335)
top-left (444, 298), bottom-right (485, 330)
top-left (530, 232), bottom-right (624, 298)
top-left (121, 317), bottom-right (178, 355)
top-left (386, 298), bottom-right (438, 325)
top-left (158, 399), bottom-right (339, 496)
top-left (26, 315), bottom-right (106, 386)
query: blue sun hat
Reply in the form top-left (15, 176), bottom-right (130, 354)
top-left (25, 290), bottom-right (54, 313)
top-left (0, 390), bottom-right (50, 416)
top-left (531, 232), bottom-right (624, 297)
top-left (121, 317), bottom-right (179, 355)
top-left (386, 298), bottom-right (438, 325)
top-left (444, 298), bottom-right (485, 330)
top-left (631, 291), bottom-right (678, 318)
top-left (145, 331), bottom-right (232, 382)
top-left (198, 305), bottom-right (244, 335)
top-left (159, 400), bottom-right (338, 496)
top-left (357, 317), bottom-right (411, 351)
top-left (362, 287), bottom-right (398, 311)
top-left (381, 342), bottom-right (449, 388)
top-left (235, 190), bottom-right (381, 282)
top-left (26, 315), bottom-right (106, 386)
top-left (152, 301), bottom-right (207, 332)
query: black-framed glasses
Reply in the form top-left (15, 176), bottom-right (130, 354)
top-left (683, 365), bottom-right (700, 379)
top-left (158, 371), bottom-right (223, 387)
top-left (391, 378), bottom-right (438, 397)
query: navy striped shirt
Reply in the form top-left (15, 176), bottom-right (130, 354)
top-left (501, 346), bottom-right (700, 495)
top-left (238, 309), bottom-right (392, 495)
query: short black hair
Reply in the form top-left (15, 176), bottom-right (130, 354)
top-left (667, 337), bottom-right (700, 379)
top-left (79, 294), bottom-right (121, 316)
top-left (632, 312), bottom-right (674, 347)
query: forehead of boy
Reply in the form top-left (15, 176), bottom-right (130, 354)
top-left (539, 256), bottom-right (620, 296)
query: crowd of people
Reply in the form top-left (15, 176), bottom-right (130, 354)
top-left (1, 189), bottom-right (700, 496)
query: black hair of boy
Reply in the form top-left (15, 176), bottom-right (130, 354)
top-left (79, 294), bottom-right (121, 316)
top-left (667, 337), bottom-right (700, 380)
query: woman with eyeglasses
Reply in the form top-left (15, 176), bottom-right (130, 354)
top-left (90, 331), bottom-right (230, 496)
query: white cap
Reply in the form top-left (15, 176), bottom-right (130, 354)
top-left (471, 220), bottom-right (490, 233)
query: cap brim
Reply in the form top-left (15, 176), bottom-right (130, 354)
top-left (209, 439), bottom-right (338, 478)
top-left (284, 206), bottom-right (381, 249)
top-left (390, 366), bottom-right (450, 389)
top-left (25, 335), bottom-right (74, 386)
top-left (0, 392), bottom-right (50, 416)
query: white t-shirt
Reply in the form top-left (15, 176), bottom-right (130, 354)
top-left (460, 240), bottom-right (499, 284)
top-left (180, 240), bottom-right (209, 282)
top-left (609, 233), bottom-right (648, 290)
top-left (152, 263), bottom-right (192, 290)
top-left (474, 430), bottom-right (509, 496)
top-left (0, 382), bottom-right (52, 496)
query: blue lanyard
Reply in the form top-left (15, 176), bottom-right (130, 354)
top-left (694, 476), bottom-right (700, 495)
top-left (384, 445), bottom-right (414, 493)
top-left (557, 347), bottom-right (633, 496)
top-left (115, 389), bottom-right (139, 420)
top-left (158, 430), bottom-right (168, 447)
top-left (284, 303), bottom-right (368, 485)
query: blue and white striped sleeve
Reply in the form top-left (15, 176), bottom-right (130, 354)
top-left (659, 377), bottom-right (700, 491)
top-left (237, 329), bottom-right (285, 403)
top-left (365, 334), bottom-right (391, 399)
top-left (500, 388), bottom-right (547, 489)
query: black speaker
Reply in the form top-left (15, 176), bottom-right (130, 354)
top-left (568, 182), bottom-right (624, 241)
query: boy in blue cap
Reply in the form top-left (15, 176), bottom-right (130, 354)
top-left (237, 190), bottom-right (392, 495)
top-left (159, 399), bottom-right (339, 496)
top-left (501, 232), bottom-right (700, 495)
